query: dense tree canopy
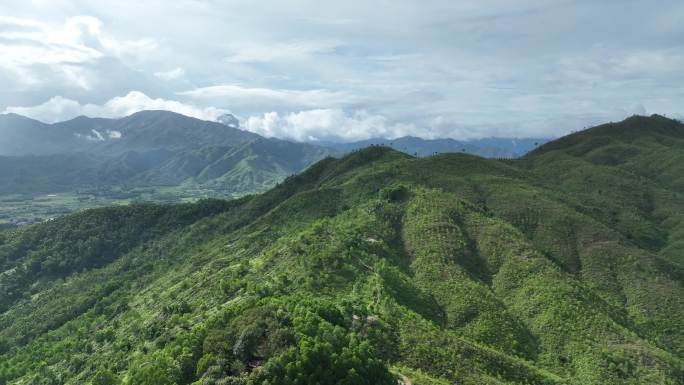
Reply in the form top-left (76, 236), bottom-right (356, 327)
top-left (2, 115), bottom-right (684, 385)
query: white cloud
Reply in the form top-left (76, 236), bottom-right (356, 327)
top-left (3, 91), bottom-right (227, 123)
top-left (74, 128), bottom-right (120, 141)
top-left (244, 109), bottom-right (415, 142)
top-left (154, 67), bottom-right (185, 81)
top-left (0, 16), bottom-right (102, 65)
top-left (224, 40), bottom-right (338, 63)
top-left (178, 84), bottom-right (360, 112)
top-left (88, 129), bottom-right (104, 141)
top-left (0, 15), bottom-right (156, 90)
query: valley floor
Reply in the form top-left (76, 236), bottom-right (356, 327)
top-left (0, 186), bottom-right (247, 226)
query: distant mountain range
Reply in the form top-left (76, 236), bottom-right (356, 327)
top-left (0, 111), bottom-right (331, 196)
top-left (0, 111), bottom-right (261, 156)
top-left (0, 110), bottom-right (551, 222)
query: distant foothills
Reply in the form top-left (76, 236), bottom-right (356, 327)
top-left (0, 110), bottom-right (550, 224)
top-left (321, 136), bottom-right (545, 158)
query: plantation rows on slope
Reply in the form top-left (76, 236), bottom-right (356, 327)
top-left (1, 115), bottom-right (683, 385)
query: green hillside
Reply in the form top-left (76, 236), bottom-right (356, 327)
top-left (1, 115), bottom-right (683, 385)
top-left (0, 111), bottom-right (333, 224)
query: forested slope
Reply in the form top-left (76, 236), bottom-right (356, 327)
top-left (1, 115), bottom-right (683, 385)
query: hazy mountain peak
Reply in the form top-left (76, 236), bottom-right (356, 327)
top-left (217, 113), bottom-right (240, 129)
top-left (0, 113), bottom-right (46, 125)
top-left (121, 109), bottom-right (192, 122)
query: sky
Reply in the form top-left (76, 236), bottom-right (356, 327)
top-left (0, 0), bottom-right (682, 142)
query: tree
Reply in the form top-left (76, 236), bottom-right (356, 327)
top-left (255, 331), bottom-right (395, 385)
top-left (126, 364), bottom-right (174, 385)
top-left (126, 354), bottom-right (180, 385)
top-left (91, 370), bottom-right (119, 385)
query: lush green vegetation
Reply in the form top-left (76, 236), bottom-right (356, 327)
top-left (0, 111), bottom-right (333, 223)
top-left (325, 136), bottom-right (547, 158)
top-left (1, 115), bottom-right (683, 384)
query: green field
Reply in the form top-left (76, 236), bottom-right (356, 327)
top-left (0, 194), bottom-right (128, 225)
top-left (0, 186), bottom-right (248, 226)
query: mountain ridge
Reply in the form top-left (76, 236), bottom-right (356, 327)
top-left (528, 114), bottom-right (683, 158)
top-left (0, 110), bottom-right (550, 224)
top-left (318, 135), bottom-right (549, 158)
top-left (1, 114), bottom-right (682, 385)
top-left (0, 111), bottom-right (334, 222)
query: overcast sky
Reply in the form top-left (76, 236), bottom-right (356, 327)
top-left (0, 0), bottom-right (682, 141)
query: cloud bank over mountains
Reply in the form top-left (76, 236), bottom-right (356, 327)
top-left (3, 92), bottom-right (228, 124)
top-left (2, 91), bottom-right (416, 142)
top-left (2, 90), bottom-right (674, 143)
top-left (244, 109), bottom-right (416, 142)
